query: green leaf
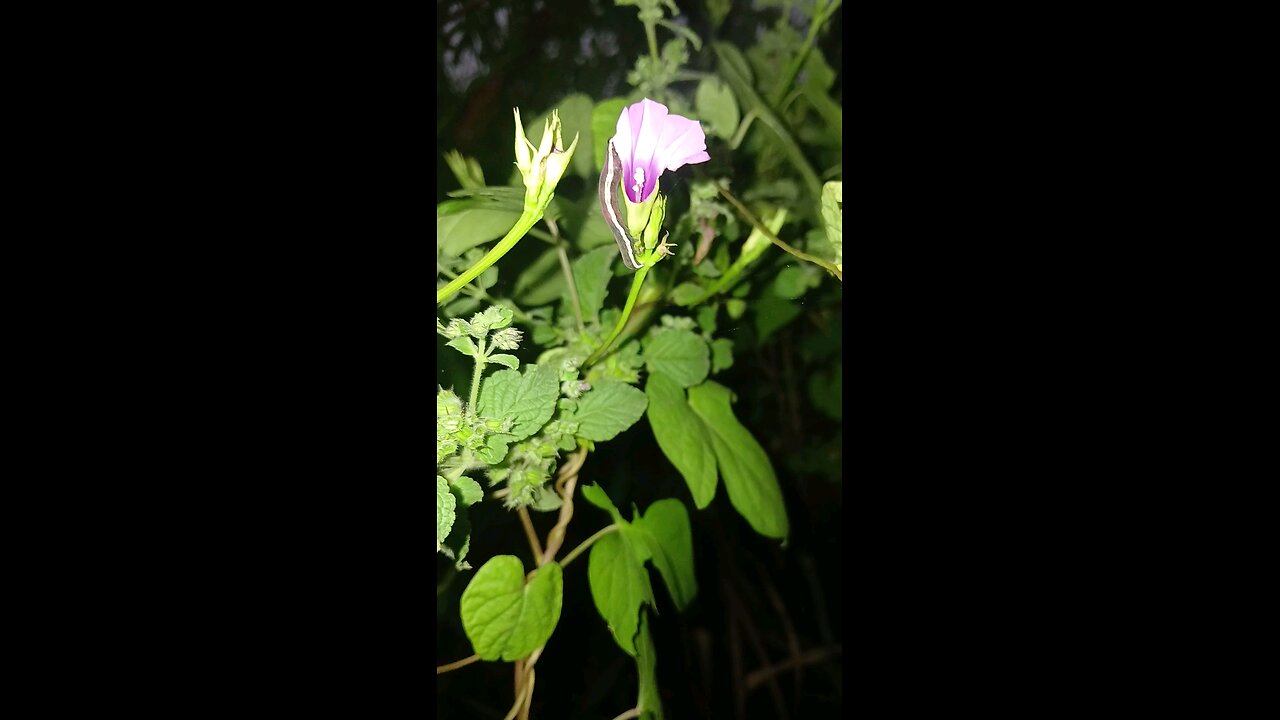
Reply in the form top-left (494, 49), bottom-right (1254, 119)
top-left (754, 296), bottom-right (802, 343)
top-left (645, 372), bottom-right (717, 509)
top-left (695, 76), bottom-right (740, 140)
top-left (450, 476), bottom-right (484, 507)
top-left (592, 97), bottom-right (632, 172)
top-left (487, 353), bottom-right (520, 369)
top-left (513, 247), bottom-right (567, 306)
top-left (771, 266), bottom-right (811, 300)
top-left (440, 485), bottom-right (473, 570)
top-left (630, 499), bottom-right (697, 611)
top-left (437, 476), bottom-right (456, 549)
top-left (687, 381), bottom-right (789, 540)
top-left (572, 245), bottom-right (617, 323)
top-left (807, 363), bottom-right (842, 420)
top-left (696, 305), bottom-right (717, 334)
top-left (642, 329), bottom-right (710, 388)
top-left (710, 338), bottom-right (734, 373)
top-left (460, 556), bottom-right (563, 662)
top-left (436, 204), bottom-right (522, 258)
top-left (726, 298), bottom-right (747, 319)
top-left (478, 364), bottom-right (560, 442)
top-left (588, 530), bottom-right (655, 656)
top-left (821, 181), bottom-right (842, 270)
top-left (704, 0), bottom-right (730, 28)
top-left (671, 282), bottom-right (704, 306)
top-left (572, 379), bottom-right (648, 441)
top-left (636, 611), bottom-right (663, 719)
top-left (446, 336), bottom-right (477, 357)
top-left (581, 483), bottom-right (625, 525)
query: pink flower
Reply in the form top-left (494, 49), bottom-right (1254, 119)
top-left (610, 98), bottom-right (710, 204)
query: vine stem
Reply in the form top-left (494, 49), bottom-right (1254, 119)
top-left (517, 507), bottom-right (544, 560)
top-left (437, 208), bottom-right (542, 305)
top-left (715, 183), bottom-right (842, 280)
top-left (585, 265), bottom-right (650, 366)
top-left (436, 654), bottom-right (479, 674)
top-left (560, 524), bottom-right (619, 569)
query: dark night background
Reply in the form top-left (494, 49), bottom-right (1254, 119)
top-left (437, 1), bottom-right (843, 717)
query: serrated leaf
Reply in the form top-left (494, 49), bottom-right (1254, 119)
top-left (437, 476), bottom-right (456, 549)
top-left (572, 245), bottom-right (617, 323)
top-left (687, 381), bottom-right (789, 540)
top-left (645, 372), bottom-right (717, 509)
top-left (446, 336), bottom-right (477, 357)
top-left (710, 338), bottom-right (734, 373)
top-left (695, 76), bottom-right (740, 140)
top-left (487, 353), bottom-right (520, 369)
top-left (588, 530), bottom-right (655, 656)
top-left (643, 329), bottom-right (710, 388)
top-left (696, 305), bottom-right (717, 334)
top-left (630, 499), bottom-right (697, 611)
top-left (478, 364), bottom-right (560, 442)
top-left (636, 611), bottom-right (663, 720)
top-left (821, 181), bottom-right (842, 270)
top-left (460, 556), bottom-right (563, 661)
top-left (440, 485), bottom-right (473, 569)
top-left (572, 379), bottom-right (648, 441)
top-left (450, 476), bottom-right (484, 507)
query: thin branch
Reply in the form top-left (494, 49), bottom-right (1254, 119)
top-left (746, 646), bottom-right (842, 691)
top-left (548, 217), bottom-right (585, 332)
top-left (540, 447), bottom-right (587, 565)
top-left (517, 507), bottom-right (545, 560)
top-left (610, 709), bottom-right (642, 720)
top-left (436, 654), bottom-right (480, 675)
top-left (715, 183), bottom-right (842, 280)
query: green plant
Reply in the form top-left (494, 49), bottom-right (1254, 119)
top-left (437, 1), bottom-right (841, 717)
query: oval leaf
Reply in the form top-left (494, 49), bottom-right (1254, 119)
top-left (588, 530), bottom-right (655, 657)
top-left (645, 372), bottom-right (717, 508)
top-left (631, 499), bottom-right (698, 611)
top-left (460, 556), bottom-right (563, 661)
top-left (687, 381), bottom-right (789, 540)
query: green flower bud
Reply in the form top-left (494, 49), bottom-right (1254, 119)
top-left (490, 327), bottom-right (523, 351)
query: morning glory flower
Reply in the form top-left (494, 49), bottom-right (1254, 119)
top-left (610, 98), bottom-right (710, 204)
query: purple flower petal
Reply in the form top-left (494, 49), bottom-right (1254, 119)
top-left (611, 98), bottom-right (710, 203)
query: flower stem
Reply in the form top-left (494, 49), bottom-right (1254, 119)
top-left (560, 524), bottom-right (619, 569)
top-left (437, 208), bottom-right (542, 305)
top-left (468, 338), bottom-right (487, 414)
top-left (585, 265), bottom-right (650, 366)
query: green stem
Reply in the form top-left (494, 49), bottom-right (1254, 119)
top-left (436, 263), bottom-right (533, 323)
top-left (716, 183), bottom-right (842, 280)
top-left (644, 21), bottom-right (659, 62)
top-left (468, 338), bottom-right (487, 414)
top-left (560, 524), bottom-right (619, 569)
top-left (548, 218), bottom-right (585, 332)
top-left (769, 0), bottom-right (842, 108)
top-left (437, 209), bottom-right (542, 305)
top-left (586, 265), bottom-right (650, 366)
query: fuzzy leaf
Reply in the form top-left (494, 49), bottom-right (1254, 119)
top-left (478, 364), bottom-right (560, 442)
top-left (643, 329), bottom-right (709, 388)
top-left (571, 379), bottom-right (648, 441)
